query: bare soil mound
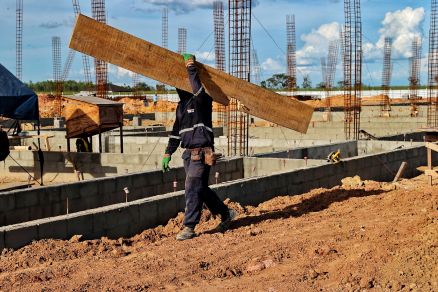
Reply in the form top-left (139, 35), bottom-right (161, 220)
top-left (0, 175), bottom-right (436, 291)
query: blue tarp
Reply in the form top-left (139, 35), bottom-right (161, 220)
top-left (0, 63), bottom-right (39, 120)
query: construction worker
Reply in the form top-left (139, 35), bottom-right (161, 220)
top-left (76, 137), bottom-right (91, 152)
top-left (162, 53), bottom-right (237, 241)
top-left (153, 93), bottom-right (158, 107)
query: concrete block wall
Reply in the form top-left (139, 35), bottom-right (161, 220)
top-left (358, 140), bottom-right (424, 155)
top-left (1, 144), bottom-right (436, 250)
top-left (0, 157), bottom-right (243, 227)
top-left (254, 141), bottom-right (358, 160)
top-left (378, 132), bottom-right (427, 142)
top-left (0, 192), bottom-right (187, 250)
top-left (2, 150), bottom-right (190, 184)
top-left (200, 144), bottom-right (436, 208)
top-left (108, 136), bottom-right (338, 156)
top-left (243, 158), bottom-right (325, 177)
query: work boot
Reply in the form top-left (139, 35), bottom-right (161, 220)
top-left (215, 208), bottom-right (238, 233)
top-left (176, 226), bottom-right (196, 241)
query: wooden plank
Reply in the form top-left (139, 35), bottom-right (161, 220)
top-left (416, 166), bottom-right (438, 172)
top-left (425, 169), bottom-right (438, 178)
top-left (69, 14), bottom-right (314, 134)
top-left (425, 142), bottom-right (438, 153)
top-left (392, 161), bottom-right (408, 183)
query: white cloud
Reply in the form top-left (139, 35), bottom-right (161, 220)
top-left (262, 57), bottom-right (284, 71)
top-left (195, 51), bottom-right (216, 62)
top-left (138, 0), bottom-right (260, 14)
top-left (109, 65), bottom-right (136, 79)
top-left (365, 7), bottom-right (425, 60)
top-left (296, 22), bottom-right (341, 66)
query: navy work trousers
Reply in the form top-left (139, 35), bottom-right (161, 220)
top-left (182, 150), bottom-right (229, 228)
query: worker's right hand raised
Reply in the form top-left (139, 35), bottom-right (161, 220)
top-left (162, 155), bottom-right (171, 172)
top-left (182, 53), bottom-right (195, 67)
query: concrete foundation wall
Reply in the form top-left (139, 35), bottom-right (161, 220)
top-left (358, 140), bottom-right (424, 155)
top-left (243, 158), bottom-right (325, 177)
top-left (1, 145), bottom-right (436, 250)
top-left (0, 157), bottom-right (244, 227)
top-left (378, 132), bottom-right (427, 142)
top-left (254, 141), bottom-right (358, 159)
top-left (2, 150), bottom-right (186, 183)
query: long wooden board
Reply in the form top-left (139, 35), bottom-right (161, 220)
top-left (69, 14), bottom-right (314, 133)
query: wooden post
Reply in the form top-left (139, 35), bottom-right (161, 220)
top-left (427, 147), bottom-right (432, 186)
top-left (44, 136), bottom-right (50, 151)
top-left (98, 130), bottom-right (102, 153)
top-left (120, 123), bottom-right (124, 154)
top-left (393, 161), bottom-right (408, 183)
top-left (67, 138), bottom-right (71, 152)
top-left (89, 136), bottom-right (93, 152)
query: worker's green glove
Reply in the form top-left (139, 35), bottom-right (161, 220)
top-left (182, 53), bottom-right (195, 62)
top-left (182, 53), bottom-right (195, 67)
top-left (162, 155), bottom-right (171, 172)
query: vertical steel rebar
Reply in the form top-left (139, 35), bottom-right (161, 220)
top-left (381, 37), bottom-right (392, 115)
top-left (70, 0), bottom-right (92, 84)
top-left (52, 36), bottom-right (62, 117)
top-left (427, 0), bottom-right (438, 128)
top-left (409, 37), bottom-right (422, 116)
top-left (132, 73), bottom-right (141, 98)
top-left (343, 0), bottom-right (362, 140)
top-left (178, 28), bottom-right (187, 54)
top-left (214, 1), bottom-right (227, 128)
top-left (16, 0), bottom-right (23, 80)
top-left (343, 0), bottom-right (352, 139)
top-left (228, 0), bottom-right (251, 157)
top-left (251, 48), bottom-right (261, 85)
top-left (162, 7), bottom-right (168, 49)
top-left (286, 14), bottom-right (297, 94)
top-left (326, 40), bottom-right (339, 113)
top-left (160, 7), bottom-right (169, 123)
top-left (353, 0), bottom-right (362, 140)
top-left (92, 0), bottom-right (108, 99)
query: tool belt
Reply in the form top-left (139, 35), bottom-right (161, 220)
top-left (189, 147), bottom-right (216, 166)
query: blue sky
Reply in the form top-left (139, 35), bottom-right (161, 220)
top-left (0, 0), bottom-right (431, 87)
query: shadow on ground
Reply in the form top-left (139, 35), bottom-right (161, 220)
top-left (203, 187), bottom-right (387, 235)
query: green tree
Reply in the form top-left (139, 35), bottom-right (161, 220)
top-left (302, 75), bottom-right (312, 89)
top-left (260, 73), bottom-right (289, 90)
top-left (316, 82), bottom-right (326, 89)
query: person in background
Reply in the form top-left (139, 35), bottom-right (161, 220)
top-left (153, 93), bottom-right (158, 107)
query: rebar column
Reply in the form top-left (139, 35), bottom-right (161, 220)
top-left (381, 37), bottom-right (392, 116)
top-left (327, 40), bottom-right (339, 113)
top-left (16, 0), bottom-right (23, 80)
top-left (52, 36), bottom-right (62, 117)
top-left (132, 73), bottom-right (141, 98)
top-left (251, 48), bottom-right (261, 85)
top-left (162, 7), bottom-right (168, 49)
top-left (409, 37), bottom-right (422, 117)
top-left (228, 0), bottom-right (252, 157)
top-left (178, 28), bottom-right (187, 54)
top-left (160, 7), bottom-right (169, 123)
top-left (343, 0), bottom-right (362, 140)
top-left (427, 0), bottom-right (438, 128)
top-left (92, 0), bottom-right (108, 99)
top-left (286, 14), bottom-right (297, 94)
top-left (214, 1), bottom-right (227, 127)
top-left (72, 0), bottom-right (92, 84)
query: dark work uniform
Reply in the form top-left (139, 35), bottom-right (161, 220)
top-left (165, 65), bottom-right (229, 229)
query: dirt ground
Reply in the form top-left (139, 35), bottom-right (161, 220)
top-left (0, 175), bottom-right (436, 291)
